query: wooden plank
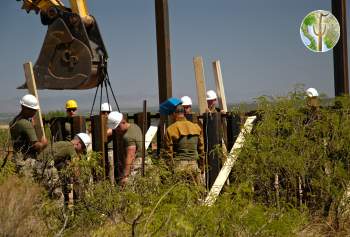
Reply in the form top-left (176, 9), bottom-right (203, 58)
top-left (204, 116), bottom-right (256, 206)
top-left (193, 56), bottom-right (207, 114)
top-left (212, 60), bottom-right (228, 112)
top-left (23, 62), bottom-right (45, 139)
top-left (332, 0), bottom-right (349, 95)
top-left (212, 60), bottom-right (228, 146)
top-left (145, 126), bottom-right (158, 149)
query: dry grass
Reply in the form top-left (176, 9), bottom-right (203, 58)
top-left (0, 176), bottom-right (48, 237)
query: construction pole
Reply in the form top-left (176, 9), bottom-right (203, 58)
top-left (193, 56), bottom-right (207, 115)
top-left (142, 100), bottom-right (147, 177)
top-left (91, 114), bottom-right (107, 180)
top-left (23, 62), bottom-right (45, 140)
top-left (213, 60), bottom-right (228, 146)
top-left (155, 0), bottom-right (172, 103)
top-left (212, 61), bottom-right (228, 113)
top-left (332, 0), bottom-right (349, 96)
top-left (155, 0), bottom-right (172, 152)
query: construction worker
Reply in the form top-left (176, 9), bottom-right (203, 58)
top-left (304, 87), bottom-right (321, 123)
top-left (101, 102), bottom-right (112, 115)
top-left (37, 133), bottom-right (91, 202)
top-left (164, 104), bottom-right (205, 185)
top-left (181, 95), bottom-right (203, 126)
top-left (181, 96), bottom-right (193, 114)
top-left (107, 111), bottom-right (143, 186)
top-left (64, 99), bottom-right (78, 141)
top-left (9, 94), bottom-right (48, 177)
top-left (206, 90), bottom-right (221, 113)
top-left (306, 88), bottom-right (320, 109)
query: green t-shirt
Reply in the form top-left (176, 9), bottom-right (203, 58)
top-left (38, 141), bottom-right (77, 169)
top-left (123, 123), bottom-right (142, 158)
top-left (174, 135), bottom-right (199, 160)
top-left (10, 118), bottom-right (38, 158)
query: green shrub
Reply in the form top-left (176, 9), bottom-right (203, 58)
top-left (232, 91), bottom-right (350, 229)
top-left (4, 90), bottom-right (350, 236)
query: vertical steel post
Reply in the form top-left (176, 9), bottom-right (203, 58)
top-left (71, 116), bottom-right (86, 138)
top-left (91, 114), bottom-right (107, 179)
top-left (112, 129), bottom-right (120, 182)
top-left (332, 0), bottom-right (349, 96)
top-left (203, 112), bottom-right (223, 189)
top-left (155, 0), bottom-right (172, 103)
top-left (226, 113), bottom-right (241, 152)
top-left (142, 100), bottom-right (147, 176)
top-left (155, 0), bottom-right (173, 153)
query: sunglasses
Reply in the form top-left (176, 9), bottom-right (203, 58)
top-left (66, 108), bottom-right (77, 112)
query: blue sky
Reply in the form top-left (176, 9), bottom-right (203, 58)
top-left (0, 0), bottom-right (348, 114)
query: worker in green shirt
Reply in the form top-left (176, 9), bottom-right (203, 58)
top-left (107, 111), bottom-right (143, 186)
top-left (9, 94), bottom-right (48, 177)
top-left (164, 104), bottom-right (205, 185)
top-left (37, 133), bottom-right (91, 202)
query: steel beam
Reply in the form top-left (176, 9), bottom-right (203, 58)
top-left (155, 0), bottom-right (172, 103)
top-left (332, 0), bottom-right (349, 96)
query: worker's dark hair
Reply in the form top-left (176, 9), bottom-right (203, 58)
top-left (174, 104), bottom-right (184, 114)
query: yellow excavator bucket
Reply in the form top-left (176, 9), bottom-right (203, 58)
top-left (18, 2), bottom-right (108, 90)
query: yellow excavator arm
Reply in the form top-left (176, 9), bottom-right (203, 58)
top-left (20, 0), bottom-right (88, 16)
top-left (20, 0), bottom-right (65, 13)
top-left (17, 0), bottom-right (107, 90)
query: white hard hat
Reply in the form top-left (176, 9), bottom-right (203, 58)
top-left (206, 90), bottom-right (217, 100)
top-left (181, 96), bottom-right (192, 106)
top-left (75, 133), bottom-right (91, 149)
top-left (101, 102), bottom-right (112, 112)
top-left (306, 88), bottom-right (319, 98)
top-left (20, 94), bottom-right (39, 110)
top-left (108, 111), bottom-right (123, 129)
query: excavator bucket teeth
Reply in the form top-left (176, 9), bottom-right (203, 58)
top-left (18, 17), bottom-right (103, 90)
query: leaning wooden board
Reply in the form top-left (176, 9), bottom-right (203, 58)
top-left (212, 60), bottom-right (228, 113)
top-left (193, 56), bottom-right (207, 114)
top-left (145, 125), bottom-right (158, 149)
top-left (23, 62), bottom-right (46, 139)
top-left (204, 116), bottom-right (256, 206)
top-left (212, 60), bottom-right (228, 148)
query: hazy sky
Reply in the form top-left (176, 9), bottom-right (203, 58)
top-left (0, 0), bottom-right (349, 114)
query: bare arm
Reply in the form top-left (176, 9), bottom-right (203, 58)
top-left (32, 137), bottom-right (48, 152)
top-left (123, 145), bottom-right (136, 178)
top-left (106, 128), bottom-right (113, 137)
